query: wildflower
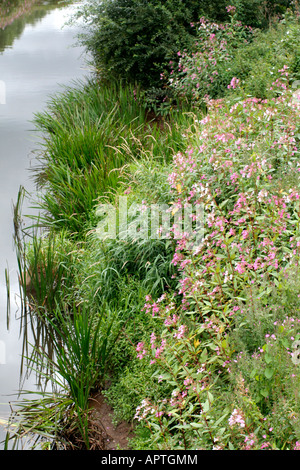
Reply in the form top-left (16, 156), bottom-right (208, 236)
top-left (154, 339), bottom-right (166, 359)
top-left (150, 332), bottom-right (156, 349)
top-left (174, 324), bottom-right (187, 339)
top-left (226, 5), bottom-right (236, 14)
top-left (136, 342), bottom-right (147, 360)
top-left (228, 409), bottom-right (246, 428)
top-left (261, 442), bottom-right (271, 450)
top-left (244, 434), bottom-right (256, 449)
top-left (227, 77), bottom-right (240, 90)
top-left (164, 314), bottom-right (178, 326)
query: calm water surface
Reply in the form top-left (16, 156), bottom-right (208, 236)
top-left (0, 0), bottom-right (89, 447)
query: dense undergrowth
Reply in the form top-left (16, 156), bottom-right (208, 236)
top-left (5, 0), bottom-right (300, 451)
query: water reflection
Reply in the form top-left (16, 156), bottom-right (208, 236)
top-left (0, 0), bottom-right (88, 448)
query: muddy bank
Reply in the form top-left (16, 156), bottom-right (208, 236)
top-left (89, 393), bottom-right (134, 451)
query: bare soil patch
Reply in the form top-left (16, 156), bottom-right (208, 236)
top-left (88, 393), bottom-right (135, 450)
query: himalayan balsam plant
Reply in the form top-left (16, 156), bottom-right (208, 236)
top-left (163, 13), bottom-right (254, 106)
top-left (133, 82), bottom-right (300, 450)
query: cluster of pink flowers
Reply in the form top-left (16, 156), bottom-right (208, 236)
top-left (166, 15), bottom-right (253, 104)
top-left (142, 295), bottom-right (161, 317)
top-left (227, 77), bottom-right (239, 90)
top-left (228, 408), bottom-right (246, 428)
top-left (134, 399), bottom-right (164, 421)
top-left (270, 66), bottom-right (290, 92)
top-left (136, 342), bottom-right (147, 360)
top-left (134, 81), bottom-right (300, 449)
top-left (244, 433), bottom-right (257, 450)
top-left (226, 5), bottom-right (237, 14)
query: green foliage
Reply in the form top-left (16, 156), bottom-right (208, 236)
top-left (11, 0), bottom-right (300, 451)
top-left (6, 304), bottom-right (118, 450)
top-left (73, 0), bottom-right (296, 99)
top-left (124, 85), bottom-right (300, 450)
top-left (165, 15), bottom-right (254, 105)
top-left (75, 0), bottom-right (207, 89)
top-left (230, 12), bottom-right (300, 98)
top-left (231, 0), bottom-right (296, 28)
top-left (13, 188), bottom-right (77, 319)
top-left (31, 78), bottom-right (195, 235)
top-left (103, 357), bottom-right (170, 425)
top-left (228, 273), bottom-right (300, 443)
top-left (49, 305), bottom-right (117, 408)
top-left (168, 12), bottom-right (300, 104)
top-left (32, 79), bottom-right (147, 234)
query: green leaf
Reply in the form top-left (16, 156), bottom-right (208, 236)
top-left (202, 400), bottom-right (210, 413)
top-left (264, 367), bottom-right (274, 379)
top-left (200, 348), bottom-right (208, 362)
top-left (281, 338), bottom-right (290, 349)
top-left (190, 422), bottom-right (203, 429)
top-left (213, 414), bottom-right (229, 428)
top-left (264, 353), bottom-right (272, 364)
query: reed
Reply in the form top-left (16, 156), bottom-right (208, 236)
top-left (6, 302), bottom-right (119, 450)
top-left (7, 80), bottom-right (198, 449)
top-left (30, 79), bottom-right (194, 235)
top-left (13, 193), bottom-right (74, 314)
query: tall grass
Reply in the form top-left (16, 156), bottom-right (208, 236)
top-left (30, 79), bottom-right (195, 235)
top-left (6, 303), bottom-right (119, 450)
top-left (31, 80), bottom-right (147, 234)
top-left (8, 79), bottom-right (199, 448)
top-left (12, 186), bottom-right (77, 380)
top-left (13, 190), bottom-right (75, 316)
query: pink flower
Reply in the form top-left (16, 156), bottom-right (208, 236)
top-left (226, 5), bottom-right (237, 13)
top-left (136, 342), bottom-right (147, 360)
top-left (174, 324), bottom-right (187, 339)
top-left (227, 77), bottom-right (240, 90)
top-left (228, 409), bottom-right (245, 428)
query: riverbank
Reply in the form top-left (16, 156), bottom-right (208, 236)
top-left (6, 77), bottom-right (195, 450)
top-left (0, 0), bottom-right (89, 449)
top-left (4, 2), bottom-right (300, 451)
top-left (0, 0), bottom-right (67, 30)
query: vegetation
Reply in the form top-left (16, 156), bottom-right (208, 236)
top-left (5, 0), bottom-right (300, 451)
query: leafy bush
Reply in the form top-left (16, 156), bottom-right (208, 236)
top-left (231, 12), bottom-right (300, 97)
top-left (167, 11), bottom-right (300, 104)
top-left (230, 0), bottom-right (295, 28)
top-left (74, 0), bottom-right (219, 90)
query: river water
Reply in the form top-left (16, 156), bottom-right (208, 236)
top-left (0, 0), bottom-right (88, 448)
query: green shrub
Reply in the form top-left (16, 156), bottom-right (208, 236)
top-left (230, 12), bottom-right (300, 98)
top-left (74, 0), bottom-right (216, 90)
top-left (230, 0), bottom-right (295, 28)
top-left (165, 14), bottom-right (254, 105)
